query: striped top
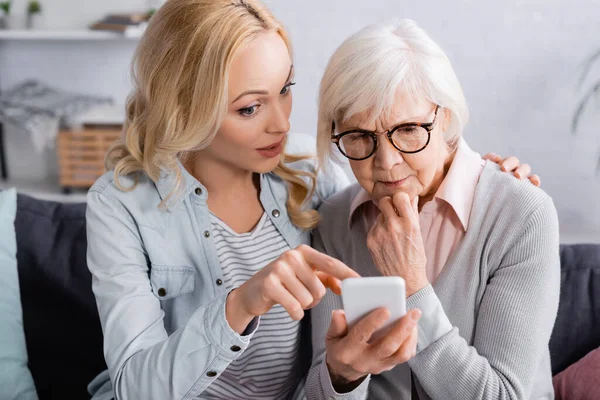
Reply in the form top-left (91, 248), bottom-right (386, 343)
top-left (202, 212), bottom-right (303, 400)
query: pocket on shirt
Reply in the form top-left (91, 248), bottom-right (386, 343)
top-left (149, 265), bottom-right (195, 300)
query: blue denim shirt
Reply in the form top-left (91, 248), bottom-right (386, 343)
top-left (85, 135), bottom-right (350, 400)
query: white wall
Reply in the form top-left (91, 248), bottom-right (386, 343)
top-left (1, 0), bottom-right (600, 241)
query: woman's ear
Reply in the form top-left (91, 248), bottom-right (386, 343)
top-left (441, 107), bottom-right (452, 132)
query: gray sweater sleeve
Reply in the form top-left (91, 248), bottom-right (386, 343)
top-left (305, 228), bottom-right (371, 400)
top-left (408, 197), bottom-right (561, 399)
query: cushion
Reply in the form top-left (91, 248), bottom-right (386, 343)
top-left (0, 188), bottom-right (38, 399)
top-left (15, 194), bottom-right (106, 399)
top-left (550, 244), bottom-right (600, 375)
top-left (553, 346), bottom-right (600, 399)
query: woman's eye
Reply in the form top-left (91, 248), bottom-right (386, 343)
top-left (350, 133), bottom-right (370, 142)
top-left (238, 105), bottom-right (259, 116)
top-left (398, 126), bottom-right (419, 135)
top-left (280, 81), bottom-right (296, 95)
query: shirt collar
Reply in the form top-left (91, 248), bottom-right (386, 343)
top-left (434, 138), bottom-right (484, 230)
top-left (155, 159), bottom-right (207, 209)
top-left (347, 188), bottom-right (375, 229)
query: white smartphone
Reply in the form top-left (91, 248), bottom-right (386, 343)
top-left (342, 276), bottom-right (407, 341)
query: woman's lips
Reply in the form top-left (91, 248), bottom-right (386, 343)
top-left (381, 178), bottom-right (408, 188)
top-left (256, 139), bottom-right (284, 158)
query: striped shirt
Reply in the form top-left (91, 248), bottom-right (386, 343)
top-left (202, 212), bottom-right (303, 400)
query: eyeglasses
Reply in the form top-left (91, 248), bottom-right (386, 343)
top-left (331, 105), bottom-right (440, 161)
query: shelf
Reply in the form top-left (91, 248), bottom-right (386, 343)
top-left (69, 104), bottom-right (126, 126)
top-left (0, 29), bottom-right (143, 41)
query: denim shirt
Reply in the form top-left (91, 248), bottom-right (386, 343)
top-left (85, 136), bottom-right (350, 400)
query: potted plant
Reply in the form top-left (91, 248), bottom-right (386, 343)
top-left (26, 0), bottom-right (41, 29)
top-left (0, 1), bottom-right (10, 30)
top-left (572, 48), bottom-right (600, 171)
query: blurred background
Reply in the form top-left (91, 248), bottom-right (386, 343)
top-left (0, 0), bottom-right (599, 243)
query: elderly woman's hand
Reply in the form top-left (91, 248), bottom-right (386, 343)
top-left (367, 192), bottom-right (429, 297)
top-left (325, 308), bottom-right (421, 391)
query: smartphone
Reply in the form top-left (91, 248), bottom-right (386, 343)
top-left (342, 276), bottom-right (407, 341)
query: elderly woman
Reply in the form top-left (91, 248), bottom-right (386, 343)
top-left (305, 20), bottom-right (560, 400)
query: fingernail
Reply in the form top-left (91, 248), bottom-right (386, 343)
top-left (515, 172), bottom-right (521, 179)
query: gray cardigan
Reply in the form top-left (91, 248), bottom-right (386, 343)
top-left (306, 162), bottom-right (560, 400)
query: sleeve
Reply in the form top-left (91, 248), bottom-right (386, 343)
top-left (304, 227), bottom-right (370, 400)
top-left (407, 197), bottom-right (561, 399)
top-left (86, 189), bottom-right (259, 400)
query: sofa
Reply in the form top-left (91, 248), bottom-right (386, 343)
top-left (9, 192), bottom-right (600, 399)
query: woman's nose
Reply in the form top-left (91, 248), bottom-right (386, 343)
top-left (266, 103), bottom-right (290, 134)
top-left (373, 136), bottom-right (405, 170)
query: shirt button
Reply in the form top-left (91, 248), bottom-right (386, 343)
top-left (230, 345), bottom-right (241, 352)
top-left (204, 230), bottom-right (211, 238)
top-left (157, 288), bottom-right (167, 297)
top-left (195, 187), bottom-right (202, 195)
top-left (206, 371), bottom-right (218, 378)
top-left (216, 279), bottom-right (223, 286)
top-left (272, 209), bottom-right (280, 218)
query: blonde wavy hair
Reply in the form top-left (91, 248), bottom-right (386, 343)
top-left (106, 0), bottom-right (320, 229)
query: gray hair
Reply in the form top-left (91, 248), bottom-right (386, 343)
top-left (317, 19), bottom-right (469, 166)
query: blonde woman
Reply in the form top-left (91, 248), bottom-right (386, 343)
top-left (307, 20), bottom-right (559, 400)
top-left (85, 1), bottom-right (540, 399)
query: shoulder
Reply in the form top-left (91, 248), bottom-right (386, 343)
top-left (311, 183), bottom-right (362, 257)
top-left (316, 183), bottom-right (362, 233)
top-left (87, 170), bottom-right (163, 224)
top-left (89, 170), bottom-right (159, 202)
top-left (476, 162), bottom-right (559, 242)
top-left (481, 162), bottom-right (555, 213)
top-left (317, 182), bottom-right (362, 217)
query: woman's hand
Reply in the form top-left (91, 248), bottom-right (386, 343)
top-left (226, 244), bottom-right (360, 334)
top-left (367, 192), bottom-right (429, 297)
top-left (325, 308), bottom-right (421, 391)
top-left (483, 153), bottom-right (541, 187)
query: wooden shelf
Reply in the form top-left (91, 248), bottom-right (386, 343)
top-left (0, 29), bottom-right (143, 40)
